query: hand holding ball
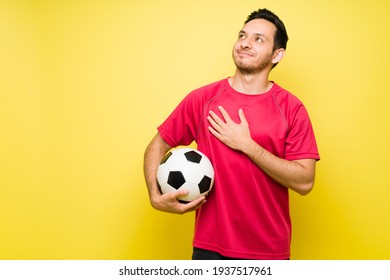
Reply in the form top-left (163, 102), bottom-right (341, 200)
top-left (157, 148), bottom-right (214, 203)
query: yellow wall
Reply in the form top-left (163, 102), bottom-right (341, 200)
top-left (1, 0), bottom-right (389, 259)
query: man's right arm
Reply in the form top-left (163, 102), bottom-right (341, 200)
top-left (143, 133), bottom-right (206, 214)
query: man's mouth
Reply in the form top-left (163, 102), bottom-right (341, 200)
top-left (237, 51), bottom-right (253, 57)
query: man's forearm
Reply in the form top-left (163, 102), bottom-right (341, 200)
top-left (242, 139), bottom-right (316, 195)
top-left (143, 133), bottom-right (171, 200)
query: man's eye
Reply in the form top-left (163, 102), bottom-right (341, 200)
top-left (238, 33), bottom-right (245, 39)
top-left (256, 37), bottom-right (263, 43)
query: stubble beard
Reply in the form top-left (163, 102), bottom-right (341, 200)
top-left (232, 51), bottom-right (272, 75)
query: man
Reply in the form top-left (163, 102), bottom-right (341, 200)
top-left (144, 8), bottom-right (320, 260)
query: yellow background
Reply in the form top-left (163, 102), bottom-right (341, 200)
top-left (1, 0), bottom-right (389, 259)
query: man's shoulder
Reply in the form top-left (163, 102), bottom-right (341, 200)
top-left (272, 83), bottom-right (304, 106)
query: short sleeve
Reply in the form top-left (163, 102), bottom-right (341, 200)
top-left (157, 91), bottom-right (203, 148)
top-left (284, 104), bottom-right (320, 161)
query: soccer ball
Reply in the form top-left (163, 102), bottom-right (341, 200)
top-left (157, 148), bottom-right (214, 203)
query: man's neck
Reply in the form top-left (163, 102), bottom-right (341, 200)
top-left (229, 70), bottom-right (272, 95)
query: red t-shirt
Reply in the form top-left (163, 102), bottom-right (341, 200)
top-left (158, 78), bottom-right (320, 259)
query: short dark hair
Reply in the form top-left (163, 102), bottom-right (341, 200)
top-left (245, 8), bottom-right (288, 51)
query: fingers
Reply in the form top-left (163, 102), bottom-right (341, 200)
top-left (209, 106), bottom-right (245, 125)
top-left (207, 106), bottom-right (231, 135)
top-left (207, 113), bottom-right (222, 139)
top-left (208, 110), bottom-right (224, 128)
top-left (183, 196), bottom-right (207, 212)
top-left (207, 125), bottom-right (220, 140)
top-left (208, 106), bottom-right (232, 125)
top-left (172, 189), bottom-right (206, 207)
top-left (171, 188), bottom-right (189, 199)
top-left (207, 110), bottom-right (224, 140)
top-left (160, 190), bottom-right (206, 214)
top-left (238, 108), bottom-right (248, 124)
top-left (217, 106), bottom-right (232, 123)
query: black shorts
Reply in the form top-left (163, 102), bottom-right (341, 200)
top-left (192, 247), bottom-right (290, 260)
top-left (192, 247), bottom-right (244, 260)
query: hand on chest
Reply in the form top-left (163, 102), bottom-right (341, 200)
top-left (207, 94), bottom-right (288, 150)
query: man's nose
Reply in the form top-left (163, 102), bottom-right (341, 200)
top-left (241, 38), bottom-right (251, 49)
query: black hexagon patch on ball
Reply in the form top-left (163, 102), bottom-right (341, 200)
top-left (167, 171), bottom-right (186, 190)
top-left (184, 150), bottom-right (202, 163)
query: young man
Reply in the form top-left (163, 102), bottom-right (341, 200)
top-left (144, 8), bottom-right (320, 260)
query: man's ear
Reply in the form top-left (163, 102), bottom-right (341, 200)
top-left (272, 49), bottom-right (285, 64)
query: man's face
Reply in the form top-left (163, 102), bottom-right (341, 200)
top-left (232, 19), bottom-right (277, 75)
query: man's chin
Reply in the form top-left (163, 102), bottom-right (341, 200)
top-left (236, 66), bottom-right (260, 75)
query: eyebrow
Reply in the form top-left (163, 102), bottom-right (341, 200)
top-left (239, 30), bottom-right (267, 38)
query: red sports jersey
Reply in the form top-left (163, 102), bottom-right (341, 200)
top-left (158, 78), bottom-right (320, 259)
